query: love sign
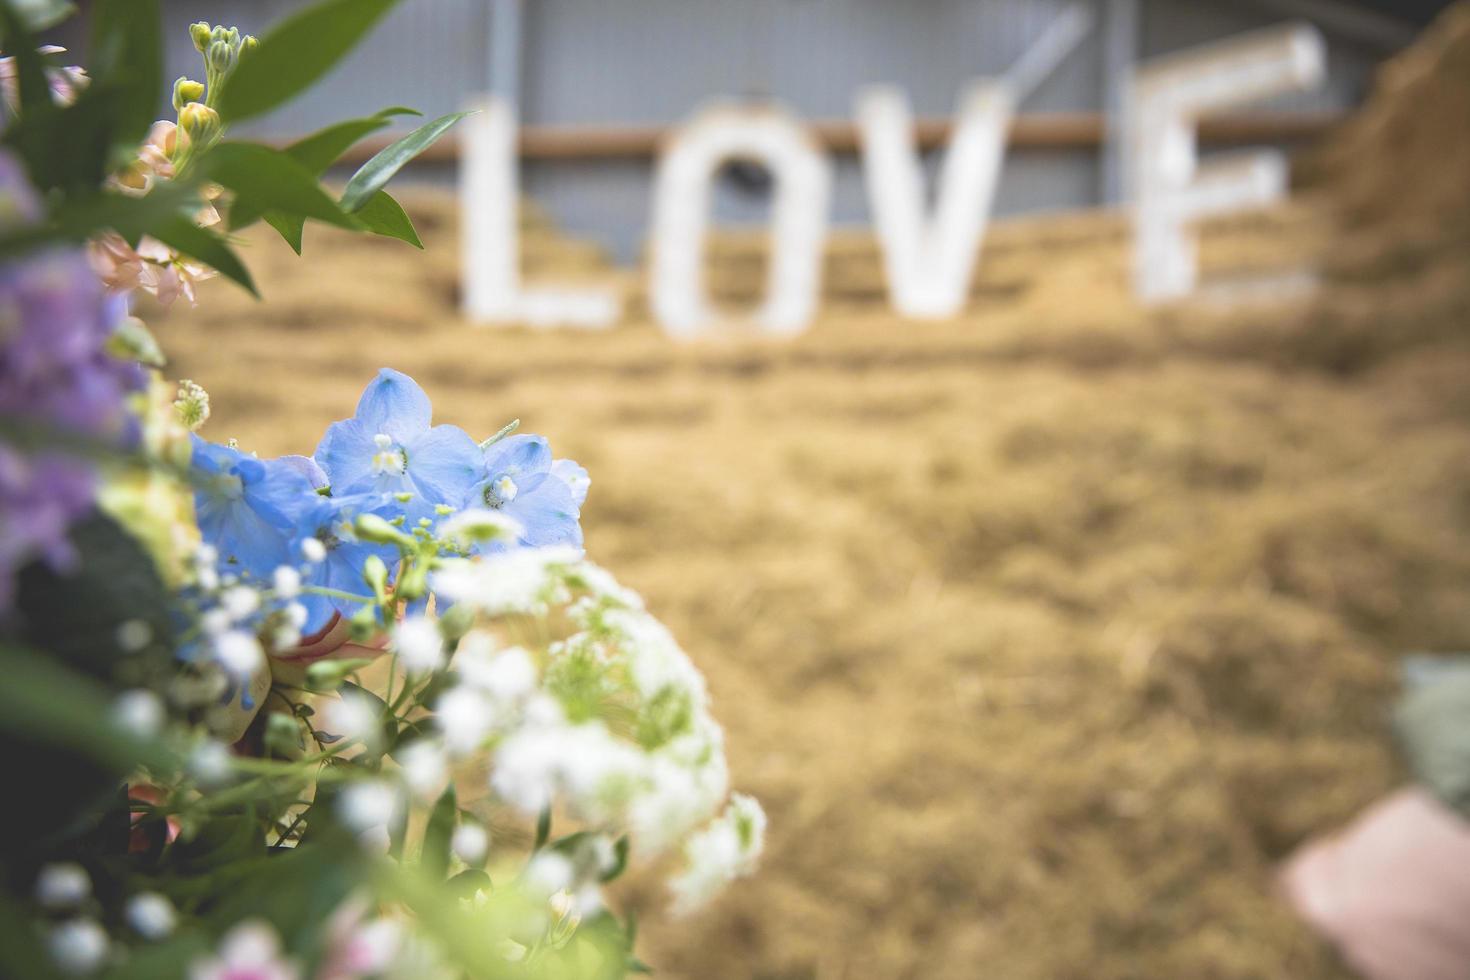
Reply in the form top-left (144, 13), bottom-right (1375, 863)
top-left (460, 20), bottom-right (1326, 337)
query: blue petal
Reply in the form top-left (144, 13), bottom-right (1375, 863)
top-left (407, 424), bottom-right (484, 507)
top-left (314, 417), bottom-right (379, 494)
top-left (353, 368), bottom-right (432, 441)
top-left (550, 458), bottom-right (590, 507)
top-left (483, 434), bottom-right (551, 479)
top-left (276, 454), bottom-right (329, 490)
top-left (504, 472), bottom-right (583, 549)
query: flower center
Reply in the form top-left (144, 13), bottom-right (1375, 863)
top-left (483, 474), bottom-right (518, 508)
top-left (370, 433), bottom-right (407, 476)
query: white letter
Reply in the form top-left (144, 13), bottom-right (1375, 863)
top-left (855, 4), bottom-right (1092, 320)
top-left (649, 103), bottom-right (832, 340)
top-left (1130, 24), bottom-right (1325, 304)
top-left (460, 97), bottom-right (622, 329)
top-left (856, 82), bottom-right (1012, 320)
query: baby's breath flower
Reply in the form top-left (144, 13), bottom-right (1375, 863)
top-left (35, 863), bottom-right (90, 909)
top-left (114, 619), bottom-right (153, 652)
top-left (393, 616), bottom-right (444, 676)
top-left (435, 685), bottom-right (494, 756)
top-left (48, 918), bottom-right (108, 975)
top-left (189, 739), bottom-right (233, 786)
top-left (395, 740), bottom-right (448, 801)
top-left (110, 689), bottom-right (164, 737)
top-left (451, 822), bottom-right (489, 865)
top-left (338, 781), bottom-right (401, 833)
top-left (219, 585), bottom-right (260, 621)
top-left (668, 793), bottom-right (767, 915)
top-left (321, 692), bottom-right (382, 750)
top-left (272, 565), bottom-right (301, 599)
top-left (299, 536), bottom-right (327, 564)
top-left (213, 630), bottom-right (262, 677)
top-left (125, 892), bottom-right (176, 940)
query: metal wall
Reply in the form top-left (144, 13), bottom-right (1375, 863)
top-left (158, 0), bottom-right (1385, 263)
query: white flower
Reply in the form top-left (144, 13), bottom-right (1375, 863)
top-left (114, 619), bottom-right (153, 652)
top-left (272, 566), bottom-right (301, 599)
top-left (523, 851), bottom-right (574, 898)
top-left (299, 537), bottom-right (327, 564)
top-left (393, 617), bottom-right (444, 676)
top-left (438, 507), bottom-right (523, 547)
top-left (667, 793), bottom-right (766, 915)
top-left (451, 823), bottom-right (489, 865)
top-left (36, 863), bottom-right (90, 909)
top-left (190, 920), bottom-right (298, 980)
top-left (200, 607), bottom-right (231, 636)
top-left (357, 824), bottom-right (392, 855)
top-left (479, 647), bottom-right (538, 702)
top-left (213, 630), bottom-right (263, 677)
top-left (220, 585), bottom-right (261, 621)
top-left (189, 740), bottom-right (233, 786)
top-left (337, 781), bottom-right (402, 834)
top-left (395, 740), bottom-right (448, 801)
top-left (284, 602), bottom-right (308, 629)
top-left (430, 547), bottom-right (582, 616)
top-left (48, 918), bottom-right (108, 975)
top-left (126, 892), bottom-right (176, 940)
top-left (110, 689), bottom-right (164, 737)
top-left (435, 685), bottom-right (495, 756)
top-left (321, 693), bottom-right (382, 749)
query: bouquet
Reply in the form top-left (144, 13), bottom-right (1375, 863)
top-left (0, 2), bottom-right (762, 977)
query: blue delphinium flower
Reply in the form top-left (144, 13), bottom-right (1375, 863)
top-left (190, 437), bottom-right (319, 580)
top-left (470, 434), bottom-right (585, 550)
top-left (313, 369), bottom-right (483, 523)
top-left (291, 491), bottom-right (402, 633)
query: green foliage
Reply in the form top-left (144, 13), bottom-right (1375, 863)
top-left (421, 784), bottom-right (457, 880)
top-left (214, 0), bottom-right (400, 123)
top-left (1395, 668), bottom-right (1470, 814)
top-left (339, 111), bottom-right (470, 212)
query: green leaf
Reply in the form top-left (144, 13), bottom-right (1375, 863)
top-left (374, 106), bottom-right (422, 118)
top-left (339, 111), bottom-right (469, 213)
top-left (0, 1), bottom-right (50, 111)
top-left (355, 190), bottom-right (421, 248)
top-left (0, 180), bottom-right (205, 259)
top-left (262, 212), bottom-right (305, 254)
top-left (534, 806), bottom-right (552, 850)
top-left (86, 0), bottom-right (161, 146)
top-left (285, 117), bottom-right (391, 174)
top-left (147, 215), bottom-right (258, 296)
top-left (215, 0), bottom-right (401, 123)
top-left (421, 784), bottom-right (457, 880)
top-left (12, 0), bottom-right (73, 30)
top-left (200, 142), bottom-right (359, 233)
top-left (601, 835), bottom-right (631, 883)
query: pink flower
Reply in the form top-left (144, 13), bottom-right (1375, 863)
top-left (0, 46), bottom-right (86, 111)
top-left (268, 613), bottom-right (392, 687)
top-left (190, 921), bottom-right (299, 980)
top-left (317, 899), bottom-right (402, 980)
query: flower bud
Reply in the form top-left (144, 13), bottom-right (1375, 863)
top-left (263, 711), bottom-right (303, 759)
top-left (178, 102), bottom-right (221, 146)
top-left (305, 657), bottom-right (377, 693)
top-left (172, 76), bottom-right (204, 112)
top-left (242, 35), bottom-right (258, 56)
top-left (362, 554), bottom-right (389, 597)
top-left (189, 21), bottom-right (212, 52)
top-left (354, 513), bottom-right (412, 547)
top-left (205, 39), bottom-right (236, 77)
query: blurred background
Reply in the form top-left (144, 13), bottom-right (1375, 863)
top-left (84, 0), bottom-right (1470, 975)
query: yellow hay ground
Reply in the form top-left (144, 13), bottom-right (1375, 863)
top-left (149, 8), bottom-right (1470, 976)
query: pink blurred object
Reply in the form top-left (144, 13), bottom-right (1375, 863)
top-left (1281, 787), bottom-right (1470, 980)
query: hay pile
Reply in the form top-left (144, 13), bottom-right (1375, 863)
top-left (147, 7), bottom-right (1470, 977)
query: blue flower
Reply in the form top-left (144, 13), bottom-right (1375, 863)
top-left (191, 437), bottom-right (318, 579)
top-left (471, 434), bottom-right (585, 550)
top-left (313, 369), bottom-right (483, 522)
top-left (291, 492), bottom-right (402, 633)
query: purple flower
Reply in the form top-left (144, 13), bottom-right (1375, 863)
top-left (0, 152), bottom-right (143, 606)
